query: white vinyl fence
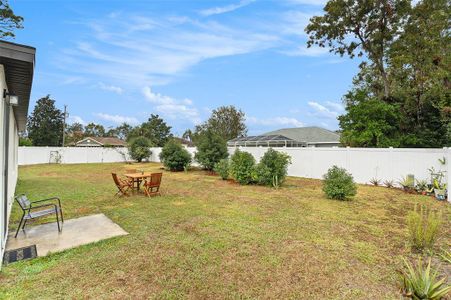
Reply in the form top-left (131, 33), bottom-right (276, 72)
top-left (19, 146), bottom-right (450, 199)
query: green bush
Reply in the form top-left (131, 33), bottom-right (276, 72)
top-left (194, 130), bottom-right (228, 171)
top-left (159, 139), bottom-right (192, 171)
top-left (253, 163), bottom-right (272, 185)
top-left (322, 165), bottom-right (357, 200)
top-left (255, 148), bottom-right (291, 187)
top-left (400, 257), bottom-right (450, 299)
top-left (230, 149), bottom-right (255, 185)
top-left (128, 136), bottom-right (152, 162)
top-left (19, 137), bottom-right (33, 146)
top-left (214, 159), bottom-right (230, 180)
top-left (407, 205), bottom-right (442, 252)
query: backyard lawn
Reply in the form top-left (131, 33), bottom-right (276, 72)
top-left (0, 163), bottom-right (449, 299)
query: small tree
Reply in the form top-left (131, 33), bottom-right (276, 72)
top-left (194, 130), bottom-right (228, 171)
top-left (128, 114), bottom-right (172, 146)
top-left (255, 148), bottom-right (291, 187)
top-left (159, 139), bottom-right (192, 171)
top-left (128, 137), bottom-right (152, 162)
top-left (322, 165), bottom-right (357, 200)
top-left (230, 149), bottom-right (255, 185)
top-left (27, 95), bottom-right (64, 146)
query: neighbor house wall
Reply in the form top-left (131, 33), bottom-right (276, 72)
top-left (0, 64), bottom-right (20, 263)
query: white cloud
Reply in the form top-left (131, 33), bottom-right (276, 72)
top-left (199, 0), bottom-right (255, 16)
top-left (247, 116), bottom-right (304, 127)
top-left (94, 113), bottom-right (139, 125)
top-left (98, 82), bottom-right (123, 94)
top-left (68, 115), bottom-right (86, 125)
top-left (308, 101), bottom-right (343, 119)
top-left (285, 0), bottom-right (327, 5)
top-left (281, 11), bottom-right (315, 37)
top-left (142, 86), bottom-right (201, 124)
top-left (56, 14), bottom-right (279, 88)
top-left (281, 44), bottom-right (330, 57)
top-left (325, 101), bottom-right (344, 112)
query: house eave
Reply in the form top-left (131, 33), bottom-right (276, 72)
top-left (0, 41), bottom-right (36, 131)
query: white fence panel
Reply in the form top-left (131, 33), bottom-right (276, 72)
top-left (18, 146), bottom-right (450, 200)
top-left (18, 147), bottom-right (131, 165)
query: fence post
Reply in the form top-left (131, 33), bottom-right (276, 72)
top-left (447, 147), bottom-right (450, 202)
top-left (346, 146), bottom-right (350, 170)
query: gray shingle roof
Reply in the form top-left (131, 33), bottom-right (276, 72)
top-left (262, 127), bottom-right (340, 144)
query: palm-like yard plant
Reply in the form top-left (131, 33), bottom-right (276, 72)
top-left (400, 258), bottom-right (450, 299)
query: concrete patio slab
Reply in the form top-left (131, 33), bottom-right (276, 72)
top-left (6, 214), bottom-right (128, 257)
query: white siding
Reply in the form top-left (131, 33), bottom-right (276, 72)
top-left (0, 64), bottom-right (20, 264)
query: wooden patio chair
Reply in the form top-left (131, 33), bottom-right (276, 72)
top-left (112, 173), bottom-right (133, 197)
top-left (14, 194), bottom-right (64, 238)
top-left (143, 173), bottom-right (163, 197)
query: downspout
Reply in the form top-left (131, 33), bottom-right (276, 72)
top-left (2, 92), bottom-right (10, 246)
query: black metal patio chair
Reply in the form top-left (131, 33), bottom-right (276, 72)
top-left (14, 194), bottom-right (64, 238)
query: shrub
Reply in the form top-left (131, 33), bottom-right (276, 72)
top-left (214, 159), bottom-right (230, 180)
top-left (128, 136), bottom-right (152, 162)
top-left (407, 205), bottom-right (442, 251)
top-left (253, 163), bottom-right (272, 185)
top-left (159, 139), bottom-right (192, 171)
top-left (415, 179), bottom-right (428, 193)
top-left (230, 149), bottom-right (255, 185)
top-left (194, 130), bottom-right (228, 171)
top-left (322, 165), bottom-right (357, 200)
top-left (400, 257), bottom-right (450, 299)
top-left (255, 148), bottom-right (291, 187)
top-left (19, 137), bottom-right (33, 146)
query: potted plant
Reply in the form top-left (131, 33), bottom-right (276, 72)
top-left (428, 166), bottom-right (447, 200)
top-left (433, 179), bottom-right (447, 200)
top-left (415, 179), bottom-right (428, 195)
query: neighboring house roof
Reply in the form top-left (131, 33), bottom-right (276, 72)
top-left (262, 127), bottom-right (341, 144)
top-left (227, 134), bottom-right (305, 147)
top-left (75, 137), bottom-right (127, 147)
top-left (0, 40), bottom-right (36, 131)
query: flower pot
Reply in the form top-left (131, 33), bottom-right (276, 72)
top-left (434, 188), bottom-right (446, 200)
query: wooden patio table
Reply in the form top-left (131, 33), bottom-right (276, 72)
top-left (124, 172), bottom-right (152, 192)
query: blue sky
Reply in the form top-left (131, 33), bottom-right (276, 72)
top-left (11, 0), bottom-right (361, 136)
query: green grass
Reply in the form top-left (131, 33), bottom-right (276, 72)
top-left (0, 163), bottom-right (449, 299)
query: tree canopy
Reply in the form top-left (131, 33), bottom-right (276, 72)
top-left (0, 0), bottom-right (23, 39)
top-left (194, 129), bottom-right (228, 171)
top-left (128, 114), bottom-right (172, 147)
top-left (27, 95), bottom-right (64, 146)
top-left (190, 105), bottom-right (247, 143)
top-left (308, 0), bottom-right (450, 147)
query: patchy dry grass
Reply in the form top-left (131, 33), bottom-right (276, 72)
top-left (0, 163), bottom-right (449, 299)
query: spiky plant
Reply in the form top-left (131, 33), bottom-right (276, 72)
top-left (384, 179), bottom-right (395, 188)
top-left (407, 205), bottom-right (442, 252)
top-left (400, 257), bottom-right (450, 300)
top-left (370, 178), bottom-right (381, 186)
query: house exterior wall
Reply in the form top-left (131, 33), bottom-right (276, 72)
top-left (0, 64), bottom-right (20, 265)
